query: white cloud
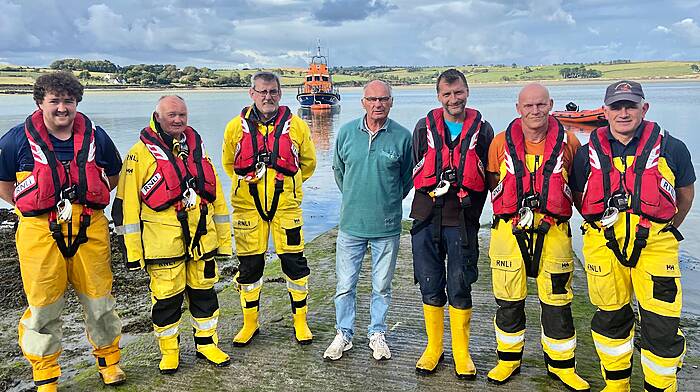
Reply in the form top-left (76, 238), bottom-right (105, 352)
top-left (588, 27), bottom-right (600, 35)
top-left (673, 18), bottom-right (700, 46)
top-left (654, 25), bottom-right (671, 33)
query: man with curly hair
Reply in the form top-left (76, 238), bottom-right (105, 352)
top-left (0, 71), bottom-right (126, 391)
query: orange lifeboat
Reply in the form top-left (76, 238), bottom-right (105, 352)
top-left (552, 102), bottom-right (607, 124)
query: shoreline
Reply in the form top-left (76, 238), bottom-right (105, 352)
top-left (2, 76), bottom-right (700, 95)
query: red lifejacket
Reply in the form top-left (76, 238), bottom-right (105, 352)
top-left (581, 121), bottom-right (676, 223)
top-left (233, 106), bottom-right (299, 177)
top-left (412, 108), bottom-right (486, 199)
top-left (139, 125), bottom-right (217, 212)
top-left (14, 110), bottom-right (110, 216)
top-left (491, 116), bottom-right (572, 220)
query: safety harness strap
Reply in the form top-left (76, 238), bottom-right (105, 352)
top-left (249, 177), bottom-right (284, 222)
top-left (603, 219), bottom-right (650, 268)
top-left (49, 208), bottom-right (93, 258)
top-left (512, 216), bottom-right (553, 278)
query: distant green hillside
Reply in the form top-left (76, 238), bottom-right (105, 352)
top-left (1, 60), bottom-right (699, 90)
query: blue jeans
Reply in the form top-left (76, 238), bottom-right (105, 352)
top-left (334, 230), bottom-right (400, 340)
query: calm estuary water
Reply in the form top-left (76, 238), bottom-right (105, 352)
top-left (2, 81), bottom-right (700, 314)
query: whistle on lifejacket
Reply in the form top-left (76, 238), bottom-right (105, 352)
top-left (182, 188), bottom-right (197, 211)
top-left (429, 180), bottom-right (450, 199)
top-left (601, 206), bottom-right (619, 228)
top-left (56, 199), bottom-right (73, 223)
top-left (245, 162), bottom-right (267, 183)
top-left (517, 206), bottom-right (534, 229)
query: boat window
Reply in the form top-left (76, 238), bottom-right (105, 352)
top-left (314, 76), bottom-right (320, 81)
top-left (306, 76), bottom-right (312, 82)
top-left (322, 76), bottom-right (329, 81)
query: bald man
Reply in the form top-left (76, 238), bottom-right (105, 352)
top-left (113, 95), bottom-right (233, 374)
top-left (485, 84), bottom-right (589, 390)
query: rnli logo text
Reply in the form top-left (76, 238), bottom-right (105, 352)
top-left (496, 260), bottom-right (511, 268)
top-left (236, 220), bottom-right (250, 227)
top-left (587, 264), bottom-right (601, 273)
top-left (141, 173), bottom-right (162, 196)
top-left (667, 264), bottom-right (675, 271)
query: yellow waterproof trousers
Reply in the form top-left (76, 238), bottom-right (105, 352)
top-left (17, 209), bottom-right (121, 387)
top-left (147, 255), bottom-right (221, 348)
top-left (582, 214), bottom-right (685, 392)
top-left (489, 216), bottom-right (579, 370)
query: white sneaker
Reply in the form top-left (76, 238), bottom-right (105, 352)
top-left (369, 332), bottom-right (391, 360)
top-left (323, 330), bottom-right (352, 361)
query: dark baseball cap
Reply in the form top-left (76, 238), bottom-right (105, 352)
top-left (604, 80), bottom-right (645, 105)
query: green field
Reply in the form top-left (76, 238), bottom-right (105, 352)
top-left (1, 60), bottom-right (699, 89)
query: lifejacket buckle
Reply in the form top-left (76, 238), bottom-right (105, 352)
top-left (56, 199), bottom-right (73, 223)
top-left (608, 192), bottom-right (629, 211)
top-left (257, 151), bottom-right (271, 165)
top-left (517, 206), bottom-right (534, 229)
top-left (60, 185), bottom-right (77, 202)
top-left (522, 193), bottom-right (540, 210)
top-left (601, 206), bottom-right (619, 228)
top-left (428, 180), bottom-right (450, 199)
top-left (182, 188), bottom-right (197, 211)
top-left (245, 162), bottom-right (267, 183)
top-left (441, 168), bottom-right (457, 184)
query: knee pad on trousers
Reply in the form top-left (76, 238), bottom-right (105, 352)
top-left (638, 305), bottom-right (685, 359)
top-left (279, 252), bottom-right (310, 280)
top-left (540, 301), bottom-right (575, 340)
top-left (185, 286), bottom-right (219, 320)
top-left (152, 292), bottom-right (185, 328)
top-left (495, 299), bottom-right (526, 333)
top-left (591, 304), bottom-right (635, 339)
top-left (237, 254), bottom-right (265, 284)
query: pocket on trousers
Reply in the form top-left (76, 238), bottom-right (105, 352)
top-left (490, 257), bottom-right (526, 300)
top-left (584, 259), bottom-right (618, 307)
top-left (280, 215), bottom-right (303, 246)
top-left (232, 211), bottom-right (260, 253)
top-left (652, 276), bottom-right (678, 303)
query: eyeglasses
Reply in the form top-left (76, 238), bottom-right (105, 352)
top-left (252, 87), bottom-right (280, 97)
top-left (363, 96), bottom-right (391, 103)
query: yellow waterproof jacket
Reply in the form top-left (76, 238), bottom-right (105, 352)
top-left (222, 108), bottom-right (316, 211)
top-left (114, 137), bottom-right (232, 270)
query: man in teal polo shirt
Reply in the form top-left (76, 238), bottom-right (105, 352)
top-left (324, 80), bottom-right (413, 361)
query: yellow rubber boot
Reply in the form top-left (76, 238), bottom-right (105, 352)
top-left (195, 332), bottom-right (231, 367)
top-left (487, 360), bottom-right (521, 385)
top-left (601, 380), bottom-right (631, 392)
top-left (94, 337), bottom-right (126, 385)
top-left (98, 364), bottom-right (126, 386)
top-left (37, 382), bottom-right (58, 392)
top-left (449, 306), bottom-right (476, 380)
top-left (547, 366), bottom-right (590, 391)
top-left (233, 281), bottom-right (261, 347)
top-left (287, 275), bottom-right (313, 344)
top-left (416, 304), bottom-right (445, 374)
top-left (157, 335), bottom-right (180, 374)
top-left (487, 323), bottom-right (524, 385)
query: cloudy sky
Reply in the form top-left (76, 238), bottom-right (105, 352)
top-left (1, 0), bottom-right (698, 68)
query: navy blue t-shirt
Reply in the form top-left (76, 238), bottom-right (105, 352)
top-left (570, 122), bottom-right (695, 193)
top-left (0, 122), bottom-right (122, 182)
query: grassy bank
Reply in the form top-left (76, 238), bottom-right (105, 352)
top-left (1, 61), bottom-right (699, 92)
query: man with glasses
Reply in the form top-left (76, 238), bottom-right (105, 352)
top-left (222, 71), bottom-right (317, 347)
top-left (324, 80), bottom-right (412, 361)
top-left (411, 69), bottom-right (493, 379)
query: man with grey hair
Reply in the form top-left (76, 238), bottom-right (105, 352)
top-left (114, 95), bottom-right (233, 374)
top-left (324, 80), bottom-right (413, 361)
top-left (222, 72), bottom-right (317, 347)
top-left (571, 80), bottom-right (695, 391)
